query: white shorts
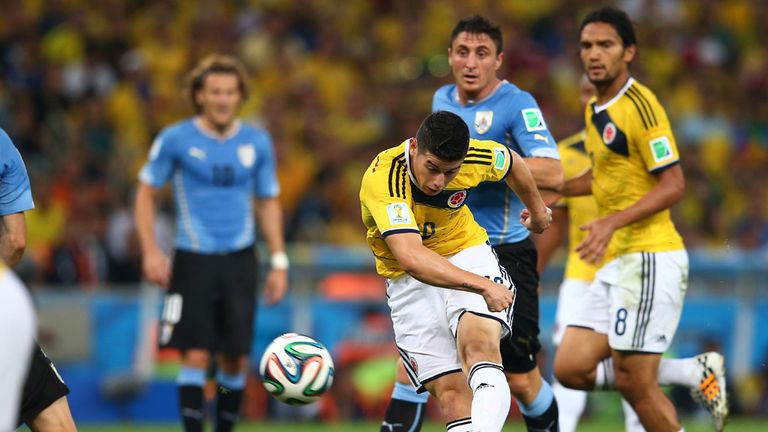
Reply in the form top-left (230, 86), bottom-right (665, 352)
top-left (0, 269), bottom-right (36, 430)
top-left (552, 278), bottom-right (591, 346)
top-left (570, 250), bottom-right (688, 353)
top-left (387, 243), bottom-right (515, 391)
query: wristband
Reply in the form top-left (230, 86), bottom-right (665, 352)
top-left (270, 251), bottom-right (289, 270)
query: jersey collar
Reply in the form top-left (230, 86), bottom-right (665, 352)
top-left (453, 79), bottom-right (506, 106)
top-left (193, 118), bottom-right (242, 141)
top-left (593, 77), bottom-right (635, 114)
top-left (403, 140), bottom-right (418, 185)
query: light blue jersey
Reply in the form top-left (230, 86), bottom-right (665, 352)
top-left (0, 129), bottom-right (34, 215)
top-left (139, 119), bottom-right (279, 254)
top-left (433, 80), bottom-right (559, 245)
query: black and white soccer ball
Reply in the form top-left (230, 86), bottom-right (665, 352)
top-left (259, 332), bottom-right (334, 405)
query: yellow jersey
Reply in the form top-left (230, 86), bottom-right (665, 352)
top-left (558, 131), bottom-right (600, 282)
top-left (360, 138), bottom-right (513, 279)
top-left (584, 78), bottom-right (684, 260)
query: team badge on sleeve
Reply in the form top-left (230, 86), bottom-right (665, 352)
top-left (521, 108), bottom-right (547, 132)
top-left (650, 136), bottom-right (673, 162)
top-left (474, 111), bottom-right (494, 134)
top-left (493, 148), bottom-right (507, 170)
top-left (386, 203), bottom-right (412, 225)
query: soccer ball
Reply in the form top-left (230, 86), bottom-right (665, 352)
top-left (259, 333), bottom-right (335, 405)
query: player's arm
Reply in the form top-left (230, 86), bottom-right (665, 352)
top-left (504, 150), bottom-right (552, 233)
top-left (532, 206), bottom-right (568, 273)
top-left (561, 168), bottom-right (592, 196)
top-left (524, 157), bottom-right (564, 192)
top-left (254, 196), bottom-right (288, 305)
top-left (134, 182), bottom-right (171, 288)
top-left (0, 212), bottom-right (27, 267)
top-left (384, 232), bottom-right (513, 312)
top-left (576, 164), bottom-right (684, 264)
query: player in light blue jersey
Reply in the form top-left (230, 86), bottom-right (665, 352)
top-left (0, 128), bottom-right (77, 432)
top-left (135, 55), bottom-right (288, 432)
top-left (381, 16), bottom-right (564, 432)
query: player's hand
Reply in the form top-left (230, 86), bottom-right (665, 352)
top-left (142, 248), bottom-right (171, 288)
top-left (263, 268), bottom-right (288, 306)
top-left (576, 216), bottom-right (616, 264)
top-left (481, 280), bottom-right (515, 312)
top-left (520, 206), bottom-right (552, 233)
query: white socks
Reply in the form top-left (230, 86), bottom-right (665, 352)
top-left (593, 357), bottom-right (699, 389)
top-left (553, 380), bottom-right (587, 432)
top-left (467, 362), bottom-right (510, 432)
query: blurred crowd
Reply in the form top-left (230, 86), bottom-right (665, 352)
top-left (0, 0), bottom-right (766, 286)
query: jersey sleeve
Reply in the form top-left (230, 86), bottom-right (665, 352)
top-left (360, 164), bottom-right (419, 237)
top-left (138, 129), bottom-right (177, 188)
top-left (467, 139), bottom-right (513, 183)
top-left (509, 92), bottom-right (560, 159)
top-left (253, 131), bottom-right (280, 198)
top-left (633, 95), bottom-right (680, 173)
top-left (0, 131), bottom-right (34, 215)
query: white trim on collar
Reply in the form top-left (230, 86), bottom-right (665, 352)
top-left (594, 77), bottom-right (635, 114)
top-left (193, 118), bottom-right (242, 141)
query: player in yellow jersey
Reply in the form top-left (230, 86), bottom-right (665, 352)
top-left (552, 7), bottom-right (728, 432)
top-left (360, 111), bottom-right (551, 432)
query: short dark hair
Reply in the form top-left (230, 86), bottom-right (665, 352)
top-left (186, 54), bottom-right (249, 113)
top-left (415, 111), bottom-right (470, 162)
top-left (450, 15), bottom-right (503, 55)
top-left (580, 6), bottom-right (636, 48)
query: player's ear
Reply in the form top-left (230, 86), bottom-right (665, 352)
top-left (409, 138), bottom-right (418, 155)
top-left (447, 48), bottom-right (453, 66)
top-left (495, 51), bottom-right (504, 71)
top-left (623, 44), bottom-right (636, 63)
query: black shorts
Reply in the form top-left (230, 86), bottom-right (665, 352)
top-left (494, 237), bottom-right (541, 373)
top-left (159, 247), bottom-right (258, 355)
top-left (17, 343), bottom-right (70, 426)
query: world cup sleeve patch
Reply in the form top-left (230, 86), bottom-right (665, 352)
top-left (521, 108), bottom-right (547, 132)
top-left (493, 148), bottom-right (507, 170)
top-left (650, 136), bottom-right (673, 163)
top-left (386, 202), bottom-right (412, 225)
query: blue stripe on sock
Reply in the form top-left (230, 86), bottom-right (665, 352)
top-left (408, 403), bottom-right (423, 432)
top-left (517, 379), bottom-right (555, 417)
top-left (177, 367), bottom-right (206, 386)
top-left (392, 382), bottom-right (429, 404)
top-left (216, 370), bottom-right (246, 390)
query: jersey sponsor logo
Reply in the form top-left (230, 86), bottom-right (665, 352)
top-left (650, 136), bottom-right (673, 162)
top-left (474, 111), bottom-right (494, 134)
top-left (493, 148), bottom-right (507, 170)
top-left (189, 147), bottom-right (206, 161)
top-left (386, 203), bottom-right (412, 225)
top-left (521, 108), bottom-right (547, 132)
top-left (237, 144), bottom-right (256, 168)
top-left (447, 190), bottom-right (467, 208)
top-left (602, 122), bottom-right (617, 145)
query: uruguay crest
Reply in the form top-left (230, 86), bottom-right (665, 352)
top-left (237, 144), bottom-right (256, 168)
top-left (474, 111), bottom-right (494, 135)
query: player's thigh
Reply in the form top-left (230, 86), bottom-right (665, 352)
top-left (160, 250), bottom-right (217, 350)
top-left (27, 396), bottom-right (76, 432)
top-left (553, 278), bottom-right (591, 346)
top-left (19, 344), bottom-right (70, 427)
top-left (607, 251), bottom-right (688, 353)
top-left (217, 247), bottom-right (258, 356)
top-left (388, 274), bottom-right (461, 392)
top-left (554, 326), bottom-right (610, 379)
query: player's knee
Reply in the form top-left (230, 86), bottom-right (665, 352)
top-left (614, 368), bottom-right (655, 402)
top-left (506, 371), bottom-right (535, 397)
top-left (553, 354), bottom-right (591, 389)
top-left (459, 338), bottom-right (500, 367)
top-left (183, 349), bottom-right (210, 369)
